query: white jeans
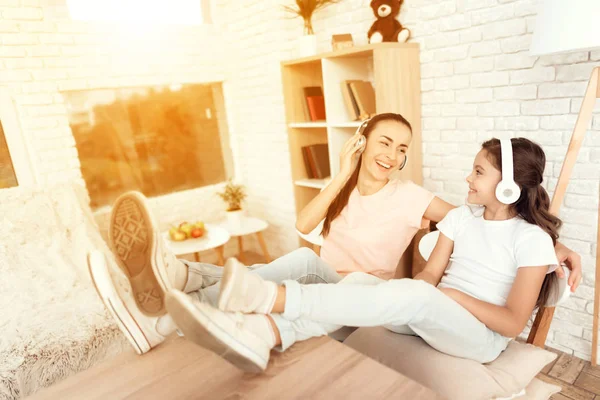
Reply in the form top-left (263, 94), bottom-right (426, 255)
top-left (181, 248), bottom-right (343, 349)
top-left (276, 272), bottom-right (511, 363)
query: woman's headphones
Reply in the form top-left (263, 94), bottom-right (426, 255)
top-left (354, 119), bottom-right (408, 170)
top-left (496, 139), bottom-right (521, 204)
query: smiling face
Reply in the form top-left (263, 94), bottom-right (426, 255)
top-left (360, 119), bottom-right (411, 181)
top-left (466, 149), bottom-right (503, 207)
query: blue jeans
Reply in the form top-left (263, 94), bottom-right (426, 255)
top-left (180, 248), bottom-right (343, 349)
top-left (278, 272), bottom-right (510, 363)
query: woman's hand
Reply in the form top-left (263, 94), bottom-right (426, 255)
top-left (554, 242), bottom-right (583, 292)
top-left (339, 134), bottom-right (365, 180)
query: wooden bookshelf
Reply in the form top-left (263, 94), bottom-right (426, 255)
top-left (281, 43), bottom-right (422, 247)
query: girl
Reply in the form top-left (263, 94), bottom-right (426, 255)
top-left (166, 137), bottom-right (565, 372)
top-left (92, 114), bottom-right (580, 355)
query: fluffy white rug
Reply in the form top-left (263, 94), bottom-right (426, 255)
top-left (0, 183), bottom-right (131, 399)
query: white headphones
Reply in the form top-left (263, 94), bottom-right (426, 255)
top-left (495, 139), bottom-right (521, 204)
top-left (354, 118), bottom-right (408, 170)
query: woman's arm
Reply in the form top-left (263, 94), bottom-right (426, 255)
top-left (296, 174), bottom-right (352, 234)
top-left (414, 232), bottom-right (454, 286)
top-left (440, 266), bottom-right (547, 337)
top-left (296, 134), bottom-right (364, 234)
top-left (423, 197), bottom-right (456, 223)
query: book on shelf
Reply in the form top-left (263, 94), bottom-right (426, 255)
top-left (303, 86), bottom-right (326, 121)
top-left (349, 81), bottom-right (376, 119)
top-left (340, 80), bottom-right (362, 121)
top-left (301, 143), bottom-right (330, 180)
top-left (340, 80), bottom-right (376, 120)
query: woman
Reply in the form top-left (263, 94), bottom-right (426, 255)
top-left (91, 114), bottom-right (582, 355)
top-left (167, 137), bottom-right (571, 372)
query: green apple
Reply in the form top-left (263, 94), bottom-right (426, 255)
top-left (195, 221), bottom-right (205, 230)
top-left (172, 230), bottom-right (187, 241)
top-left (169, 227), bottom-right (179, 241)
top-left (179, 223), bottom-right (194, 238)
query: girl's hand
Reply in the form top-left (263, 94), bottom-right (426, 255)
top-left (439, 287), bottom-right (463, 302)
top-left (554, 242), bottom-right (582, 292)
top-left (339, 134), bottom-right (365, 180)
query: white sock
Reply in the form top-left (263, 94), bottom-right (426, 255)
top-left (156, 314), bottom-right (178, 336)
top-left (243, 314), bottom-right (277, 349)
top-left (256, 281), bottom-right (278, 314)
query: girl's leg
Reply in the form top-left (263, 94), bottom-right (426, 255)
top-left (279, 278), bottom-right (509, 363)
top-left (182, 248), bottom-right (342, 350)
top-left (272, 272), bottom-right (383, 350)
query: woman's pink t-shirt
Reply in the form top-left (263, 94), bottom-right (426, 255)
top-left (320, 179), bottom-right (434, 280)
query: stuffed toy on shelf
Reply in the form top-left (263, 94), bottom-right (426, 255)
top-left (368, 0), bottom-right (411, 43)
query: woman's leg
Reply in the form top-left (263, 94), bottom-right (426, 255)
top-left (190, 247), bottom-right (342, 306)
top-left (278, 278), bottom-right (509, 363)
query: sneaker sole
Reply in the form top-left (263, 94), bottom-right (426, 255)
top-left (166, 291), bottom-right (268, 373)
top-left (109, 192), bottom-right (166, 317)
top-left (87, 251), bottom-right (151, 355)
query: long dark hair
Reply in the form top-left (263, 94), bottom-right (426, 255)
top-left (482, 138), bottom-right (562, 309)
top-left (321, 113), bottom-right (412, 237)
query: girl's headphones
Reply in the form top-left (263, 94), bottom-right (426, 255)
top-left (496, 139), bottom-right (521, 204)
top-left (354, 119), bottom-right (408, 170)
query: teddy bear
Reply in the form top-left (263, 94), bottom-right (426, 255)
top-left (368, 0), bottom-right (410, 43)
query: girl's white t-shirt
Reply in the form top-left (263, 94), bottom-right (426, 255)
top-left (436, 205), bottom-right (559, 307)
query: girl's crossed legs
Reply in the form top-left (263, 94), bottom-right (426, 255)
top-left (167, 264), bottom-right (510, 372)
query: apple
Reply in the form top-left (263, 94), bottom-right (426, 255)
top-left (172, 230), bottom-right (187, 241)
top-left (191, 228), bottom-right (204, 238)
top-left (195, 221), bottom-right (205, 230)
top-left (169, 227), bottom-right (179, 241)
top-left (179, 223), bottom-right (194, 238)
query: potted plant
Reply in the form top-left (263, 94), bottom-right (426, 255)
top-left (217, 180), bottom-right (247, 229)
top-left (285, 0), bottom-right (340, 57)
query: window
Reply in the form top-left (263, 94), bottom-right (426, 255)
top-left (0, 121), bottom-right (18, 189)
top-left (64, 83), bottom-right (233, 209)
top-left (0, 89), bottom-right (35, 188)
top-left (66, 0), bottom-right (209, 25)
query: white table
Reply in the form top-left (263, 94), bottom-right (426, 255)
top-left (219, 217), bottom-right (271, 263)
top-left (162, 223), bottom-right (230, 265)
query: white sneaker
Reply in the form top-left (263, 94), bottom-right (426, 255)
top-left (109, 191), bottom-right (188, 316)
top-left (218, 258), bottom-right (278, 314)
top-left (166, 290), bottom-right (275, 373)
top-left (88, 251), bottom-right (177, 355)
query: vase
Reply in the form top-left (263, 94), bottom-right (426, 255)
top-left (296, 34), bottom-right (318, 58)
top-left (226, 209), bottom-right (245, 231)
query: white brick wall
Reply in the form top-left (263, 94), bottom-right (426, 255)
top-left (2, 0), bottom-right (599, 359)
top-left (309, 0), bottom-right (599, 359)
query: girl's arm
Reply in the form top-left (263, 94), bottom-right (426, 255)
top-left (440, 266), bottom-right (547, 338)
top-left (422, 195), bottom-right (582, 291)
top-left (423, 197), bottom-right (456, 223)
top-left (414, 232), bottom-right (454, 286)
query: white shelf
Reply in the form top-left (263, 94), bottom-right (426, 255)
top-left (294, 178), bottom-right (329, 189)
top-left (288, 121), bottom-right (362, 129)
top-left (289, 122), bottom-right (327, 128)
top-left (329, 121), bottom-right (362, 128)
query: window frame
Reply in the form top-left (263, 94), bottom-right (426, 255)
top-left (0, 89), bottom-right (37, 187)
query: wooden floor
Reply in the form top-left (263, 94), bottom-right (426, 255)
top-left (539, 347), bottom-right (600, 400)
